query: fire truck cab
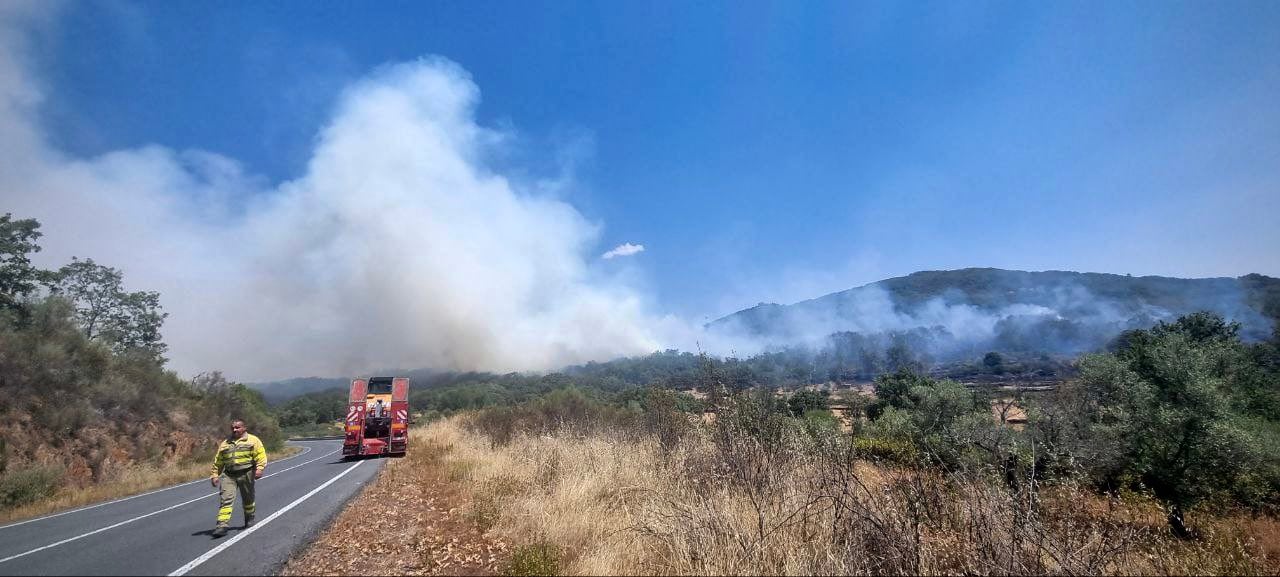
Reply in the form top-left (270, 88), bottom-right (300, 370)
top-left (342, 376), bottom-right (409, 458)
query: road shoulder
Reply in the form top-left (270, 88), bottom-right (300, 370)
top-left (279, 438), bottom-right (505, 576)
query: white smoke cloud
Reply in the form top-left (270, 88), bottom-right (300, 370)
top-left (706, 285), bottom-right (1058, 351)
top-left (0, 5), bottom-right (680, 381)
top-left (601, 242), bottom-right (645, 260)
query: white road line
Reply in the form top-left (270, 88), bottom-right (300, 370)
top-left (0, 448), bottom-right (340, 565)
top-left (0, 441), bottom-right (323, 531)
top-left (168, 460), bottom-right (364, 576)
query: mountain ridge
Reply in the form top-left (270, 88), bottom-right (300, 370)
top-left (253, 268), bottom-right (1280, 400)
top-left (709, 268), bottom-right (1279, 351)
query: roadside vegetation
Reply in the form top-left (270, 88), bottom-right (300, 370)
top-left (319, 312), bottom-right (1280, 575)
top-left (274, 389), bottom-right (349, 439)
top-left (0, 444), bottom-right (303, 525)
top-left (0, 213), bottom-right (285, 522)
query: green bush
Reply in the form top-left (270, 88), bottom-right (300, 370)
top-left (801, 409), bottom-right (842, 437)
top-left (36, 401), bottom-right (95, 444)
top-left (788, 389), bottom-right (828, 417)
top-left (503, 541), bottom-right (561, 576)
top-left (851, 435), bottom-right (919, 465)
top-left (0, 466), bottom-right (64, 509)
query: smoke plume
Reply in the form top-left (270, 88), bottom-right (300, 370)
top-left (0, 5), bottom-right (677, 381)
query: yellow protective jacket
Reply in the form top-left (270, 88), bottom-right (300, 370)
top-left (211, 433), bottom-right (268, 476)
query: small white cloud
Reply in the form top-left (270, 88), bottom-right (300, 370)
top-left (602, 242), bottom-right (645, 260)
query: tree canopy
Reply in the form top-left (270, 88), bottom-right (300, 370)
top-left (0, 213), bottom-right (47, 313)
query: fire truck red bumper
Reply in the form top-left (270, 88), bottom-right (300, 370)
top-left (362, 438), bottom-right (387, 454)
top-left (343, 438), bottom-right (388, 456)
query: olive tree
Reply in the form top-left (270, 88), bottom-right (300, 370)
top-left (1074, 313), bottom-right (1266, 537)
top-left (48, 257), bottom-right (168, 360)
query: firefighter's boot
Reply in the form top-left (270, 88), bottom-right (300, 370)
top-left (243, 495), bottom-right (256, 528)
top-left (211, 525), bottom-right (228, 538)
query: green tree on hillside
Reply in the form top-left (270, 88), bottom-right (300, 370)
top-left (276, 389), bottom-right (348, 428)
top-left (885, 334), bottom-right (928, 374)
top-left (868, 369), bottom-right (934, 419)
top-left (0, 213), bottom-right (292, 511)
top-left (192, 371), bottom-right (283, 450)
top-left (788, 389), bottom-right (829, 417)
top-left (0, 213), bottom-right (47, 312)
top-left (48, 257), bottom-right (168, 361)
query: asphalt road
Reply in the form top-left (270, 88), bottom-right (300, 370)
top-left (0, 439), bottom-right (385, 576)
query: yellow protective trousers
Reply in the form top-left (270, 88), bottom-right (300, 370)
top-left (215, 469), bottom-right (256, 528)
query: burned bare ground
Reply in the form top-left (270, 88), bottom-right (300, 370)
top-left (280, 442), bottom-right (507, 576)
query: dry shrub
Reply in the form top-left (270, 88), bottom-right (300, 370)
top-left (505, 540), bottom-right (562, 576)
top-left (469, 475), bottom-right (525, 532)
top-left (0, 465), bottom-right (64, 508)
top-left (1244, 515), bottom-right (1280, 568)
top-left (420, 414), bottom-right (1275, 576)
top-left (463, 389), bottom-right (639, 448)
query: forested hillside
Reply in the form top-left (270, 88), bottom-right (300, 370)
top-left (0, 213), bottom-right (278, 512)
top-left (256, 268), bottom-right (1280, 444)
top-left (710, 268), bottom-right (1280, 362)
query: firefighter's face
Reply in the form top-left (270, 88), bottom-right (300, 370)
top-left (230, 422), bottom-right (246, 436)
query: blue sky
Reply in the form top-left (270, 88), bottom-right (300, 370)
top-left (4, 1), bottom-right (1279, 378)
top-left (34, 2), bottom-right (1280, 315)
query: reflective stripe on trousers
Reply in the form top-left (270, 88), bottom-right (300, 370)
top-left (216, 469), bottom-right (256, 527)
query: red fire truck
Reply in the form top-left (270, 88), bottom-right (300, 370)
top-left (342, 376), bottom-right (409, 458)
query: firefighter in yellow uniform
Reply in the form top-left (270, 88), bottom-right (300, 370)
top-left (209, 419), bottom-right (268, 537)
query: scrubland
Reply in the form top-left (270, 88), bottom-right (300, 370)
top-left (282, 313), bottom-right (1280, 575)
top-left (293, 312), bottom-right (1280, 575)
top-left (398, 412), bottom-right (1278, 576)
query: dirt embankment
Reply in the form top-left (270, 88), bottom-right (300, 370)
top-left (0, 406), bottom-right (212, 488)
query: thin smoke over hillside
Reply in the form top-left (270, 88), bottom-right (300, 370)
top-left (705, 270), bottom-right (1277, 363)
top-left (1, 5), bottom-right (689, 381)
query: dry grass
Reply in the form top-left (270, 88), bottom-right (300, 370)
top-left (410, 416), bottom-right (1280, 576)
top-left (0, 444), bottom-right (303, 525)
top-left (427, 421), bottom-right (665, 574)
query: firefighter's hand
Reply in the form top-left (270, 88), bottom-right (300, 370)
top-left (210, 475), bottom-right (219, 487)
top-left (254, 469), bottom-right (263, 480)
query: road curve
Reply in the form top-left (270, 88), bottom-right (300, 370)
top-left (0, 440), bottom-right (385, 576)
